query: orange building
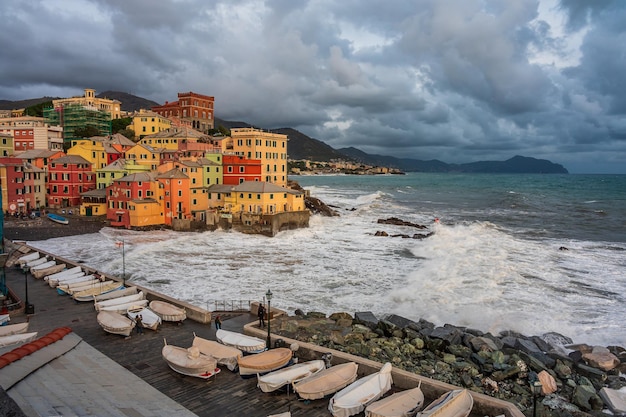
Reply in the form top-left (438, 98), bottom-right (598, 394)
top-left (152, 92), bottom-right (214, 133)
top-left (106, 172), bottom-right (163, 228)
top-left (156, 168), bottom-right (190, 225)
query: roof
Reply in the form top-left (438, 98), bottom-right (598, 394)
top-left (207, 184), bottom-right (233, 193)
top-left (116, 172), bottom-right (156, 183)
top-left (80, 188), bottom-right (106, 198)
top-left (156, 168), bottom-right (188, 180)
top-left (232, 181), bottom-right (302, 195)
top-left (108, 133), bottom-right (136, 146)
top-left (51, 155), bottom-right (92, 165)
top-left (13, 150), bottom-right (61, 159)
top-left (100, 158), bottom-right (128, 171)
top-left (142, 126), bottom-right (208, 140)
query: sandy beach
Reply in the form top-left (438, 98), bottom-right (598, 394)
top-left (2, 213), bottom-right (108, 242)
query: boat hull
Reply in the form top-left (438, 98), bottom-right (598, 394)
top-left (294, 362), bottom-right (359, 401)
top-left (329, 362), bottom-right (393, 417)
top-left (162, 343), bottom-right (220, 379)
top-left (97, 311), bottom-right (136, 336)
top-left (416, 389), bottom-right (473, 417)
top-left (47, 213), bottom-right (69, 224)
top-left (237, 347), bottom-right (293, 377)
top-left (216, 329), bottom-right (266, 353)
top-left (149, 300), bottom-right (186, 322)
top-left (257, 359), bottom-right (326, 392)
top-left (365, 386), bottom-right (425, 417)
top-left (192, 334), bottom-right (242, 372)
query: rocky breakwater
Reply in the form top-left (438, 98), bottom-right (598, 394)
top-left (273, 311), bottom-right (626, 417)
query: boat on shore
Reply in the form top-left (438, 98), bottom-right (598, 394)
top-left (45, 265), bottom-right (83, 285)
top-left (30, 260), bottom-right (56, 273)
top-left (14, 251), bottom-right (40, 267)
top-left (329, 362), bottom-right (393, 417)
top-left (293, 362), bottom-right (359, 401)
top-left (26, 256), bottom-right (49, 268)
top-left (47, 212), bottom-right (69, 225)
top-left (149, 300), bottom-right (186, 322)
top-left (97, 310), bottom-right (136, 336)
top-left (72, 281), bottom-right (124, 302)
top-left (0, 322), bottom-right (29, 337)
top-left (127, 305), bottom-right (161, 331)
top-left (32, 262), bottom-right (66, 280)
top-left (365, 385), bottom-right (425, 417)
top-left (192, 333), bottom-right (242, 371)
top-left (162, 339), bottom-right (221, 380)
top-left (257, 359), bottom-right (326, 393)
top-left (99, 299), bottom-right (149, 314)
top-left (416, 389), bottom-right (473, 417)
top-left (216, 329), bottom-right (266, 353)
top-left (93, 286), bottom-right (138, 302)
top-left (94, 291), bottom-right (145, 311)
top-left (237, 347), bottom-right (293, 378)
top-left (0, 332), bottom-right (38, 348)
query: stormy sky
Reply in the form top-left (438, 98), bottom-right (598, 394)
top-left (1, 0), bottom-right (625, 173)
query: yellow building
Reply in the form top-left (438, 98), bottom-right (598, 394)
top-left (128, 109), bottom-right (172, 138)
top-left (139, 126), bottom-right (207, 151)
top-left (208, 181), bottom-right (305, 214)
top-left (67, 137), bottom-right (110, 171)
top-left (124, 143), bottom-right (162, 170)
top-left (52, 88), bottom-right (121, 119)
top-left (223, 128), bottom-right (288, 187)
top-left (0, 133), bottom-right (13, 156)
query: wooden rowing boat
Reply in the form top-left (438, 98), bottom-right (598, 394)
top-left (329, 362), bottom-right (393, 417)
top-left (258, 359), bottom-right (326, 393)
top-left (416, 389), bottom-right (473, 417)
top-left (365, 385), bottom-right (425, 417)
top-left (93, 286), bottom-right (138, 302)
top-left (32, 263), bottom-right (66, 280)
top-left (94, 291), bottom-right (145, 311)
top-left (0, 322), bottom-right (29, 337)
top-left (99, 299), bottom-right (149, 314)
top-left (97, 310), bottom-right (136, 336)
top-left (149, 300), bottom-right (186, 322)
top-left (216, 329), bottom-right (266, 353)
top-left (0, 332), bottom-right (38, 348)
top-left (237, 347), bottom-right (293, 377)
top-left (45, 265), bottom-right (82, 284)
top-left (293, 362), bottom-right (358, 401)
top-left (162, 339), bottom-right (220, 380)
top-left (192, 333), bottom-right (242, 372)
top-left (72, 281), bottom-right (124, 302)
top-left (127, 305), bottom-right (161, 331)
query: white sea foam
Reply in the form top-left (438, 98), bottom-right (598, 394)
top-left (29, 177), bottom-right (626, 348)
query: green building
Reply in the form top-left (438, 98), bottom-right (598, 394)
top-left (44, 104), bottom-right (112, 146)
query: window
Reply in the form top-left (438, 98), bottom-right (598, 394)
top-left (239, 166), bottom-right (245, 173)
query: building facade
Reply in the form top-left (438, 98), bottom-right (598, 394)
top-left (152, 92), bottom-right (214, 133)
top-left (0, 116), bottom-right (64, 152)
top-left (47, 155), bottom-right (96, 208)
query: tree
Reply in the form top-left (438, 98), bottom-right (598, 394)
top-left (24, 101), bottom-right (53, 117)
top-left (111, 117), bottom-right (132, 134)
top-left (118, 128), bottom-right (136, 141)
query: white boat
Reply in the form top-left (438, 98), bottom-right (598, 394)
top-left (365, 386), bottom-right (425, 417)
top-left (329, 362), bottom-right (393, 417)
top-left (30, 260), bottom-right (56, 272)
top-left (0, 331), bottom-right (38, 348)
top-left (72, 282), bottom-right (125, 302)
top-left (98, 299), bottom-right (149, 314)
top-left (0, 314), bottom-right (9, 325)
top-left (162, 339), bottom-right (221, 379)
top-left (50, 272), bottom-right (88, 288)
top-left (26, 256), bottom-right (49, 268)
top-left (268, 413), bottom-right (291, 417)
top-left (149, 300), bottom-right (186, 322)
top-left (56, 276), bottom-right (99, 294)
top-left (216, 329), bottom-right (266, 353)
top-left (32, 262), bottom-right (66, 280)
top-left (0, 322), bottom-right (29, 337)
top-left (293, 362), bottom-right (359, 401)
top-left (258, 359), bottom-right (326, 393)
top-left (97, 310), bottom-right (136, 336)
top-left (61, 279), bottom-right (116, 296)
top-left (95, 291), bottom-right (145, 311)
top-left (192, 333), bottom-right (243, 372)
top-left (94, 286), bottom-right (138, 302)
top-left (45, 265), bottom-right (82, 282)
top-left (15, 251), bottom-right (40, 266)
top-left (416, 389), bottom-right (473, 417)
top-left (127, 305), bottom-right (161, 331)
top-left (237, 347), bottom-right (293, 377)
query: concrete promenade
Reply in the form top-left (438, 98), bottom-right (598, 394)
top-left (3, 264), bottom-right (331, 417)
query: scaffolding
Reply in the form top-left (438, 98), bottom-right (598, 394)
top-left (44, 104), bottom-right (112, 144)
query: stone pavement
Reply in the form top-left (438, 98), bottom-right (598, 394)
top-left (3, 264), bottom-right (332, 417)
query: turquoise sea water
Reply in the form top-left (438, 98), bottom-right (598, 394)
top-left (31, 173), bottom-right (626, 347)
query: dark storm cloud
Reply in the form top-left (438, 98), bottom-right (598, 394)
top-left (0, 0), bottom-right (625, 173)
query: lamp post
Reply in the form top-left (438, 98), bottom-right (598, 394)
top-left (21, 264), bottom-right (34, 314)
top-left (265, 289), bottom-right (272, 350)
top-left (531, 380), bottom-right (543, 417)
top-left (116, 240), bottom-right (126, 286)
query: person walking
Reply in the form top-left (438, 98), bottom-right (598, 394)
top-left (258, 304), bottom-right (266, 328)
top-left (214, 315), bottom-right (222, 330)
top-left (135, 314), bottom-right (144, 334)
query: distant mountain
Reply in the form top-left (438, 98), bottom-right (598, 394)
top-left (0, 97), bottom-right (57, 110)
top-left (96, 91), bottom-right (159, 112)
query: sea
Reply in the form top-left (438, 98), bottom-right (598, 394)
top-left (29, 173), bottom-right (626, 348)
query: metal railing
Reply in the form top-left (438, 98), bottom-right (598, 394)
top-left (206, 299), bottom-right (253, 312)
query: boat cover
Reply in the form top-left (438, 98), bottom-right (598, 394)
top-left (416, 389), bottom-right (473, 417)
top-left (95, 291), bottom-right (145, 310)
top-left (293, 362), bottom-right (359, 400)
top-left (329, 362), bottom-right (393, 417)
top-left (216, 329), bottom-right (266, 353)
top-left (237, 347), bottom-right (293, 376)
top-left (97, 311), bottom-right (136, 336)
top-left (365, 386), bottom-right (425, 417)
top-left (192, 334), bottom-right (242, 371)
top-left (258, 359), bottom-right (326, 392)
top-left (149, 300), bottom-right (186, 322)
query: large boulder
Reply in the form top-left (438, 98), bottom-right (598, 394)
top-left (582, 346), bottom-right (621, 371)
top-left (354, 311), bottom-right (378, 330)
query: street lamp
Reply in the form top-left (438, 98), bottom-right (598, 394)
top-left (21, 264), bottom-right (34, 314)
top-left (265, 289), bottom-right (272, 350)
top-left (531, 379), bottom-right (543, 417)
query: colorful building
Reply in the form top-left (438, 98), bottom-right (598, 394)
top-left (208, 181), bottom-right (305, 215)
top-left (124, 143), bottom-right (162, 171)
top-left (156, 168), bottom-right (190, 225)
top-left (152, 92), bottom-right (214, 133)
top-left (51, 88), bottom-right (122, 120)
top-left (222, 154), bottom-right (262, 185)
top-left (128, 109), bottom-right (172, 139)
top-left (106, 172), bottom-right (162, 228)
top-left (47, 155), bottom-right (96, 208)
top-left (0, 116), bottom-right (64, 152)
top-left (0, 133), bottom-right (13, 157)
top-left (0, 158), bottom-right (46, 214)
top-left (223, 128), bottom-right (288, 187)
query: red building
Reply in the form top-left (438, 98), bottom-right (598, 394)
top-left (106, 172), bottom-right (158, 228)
top-left (152, 92), bottom-right (214, 133)
top-left (222, 154), bottom-right (262, 185)
top-left (47, 155), bottom-right (96, 208)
